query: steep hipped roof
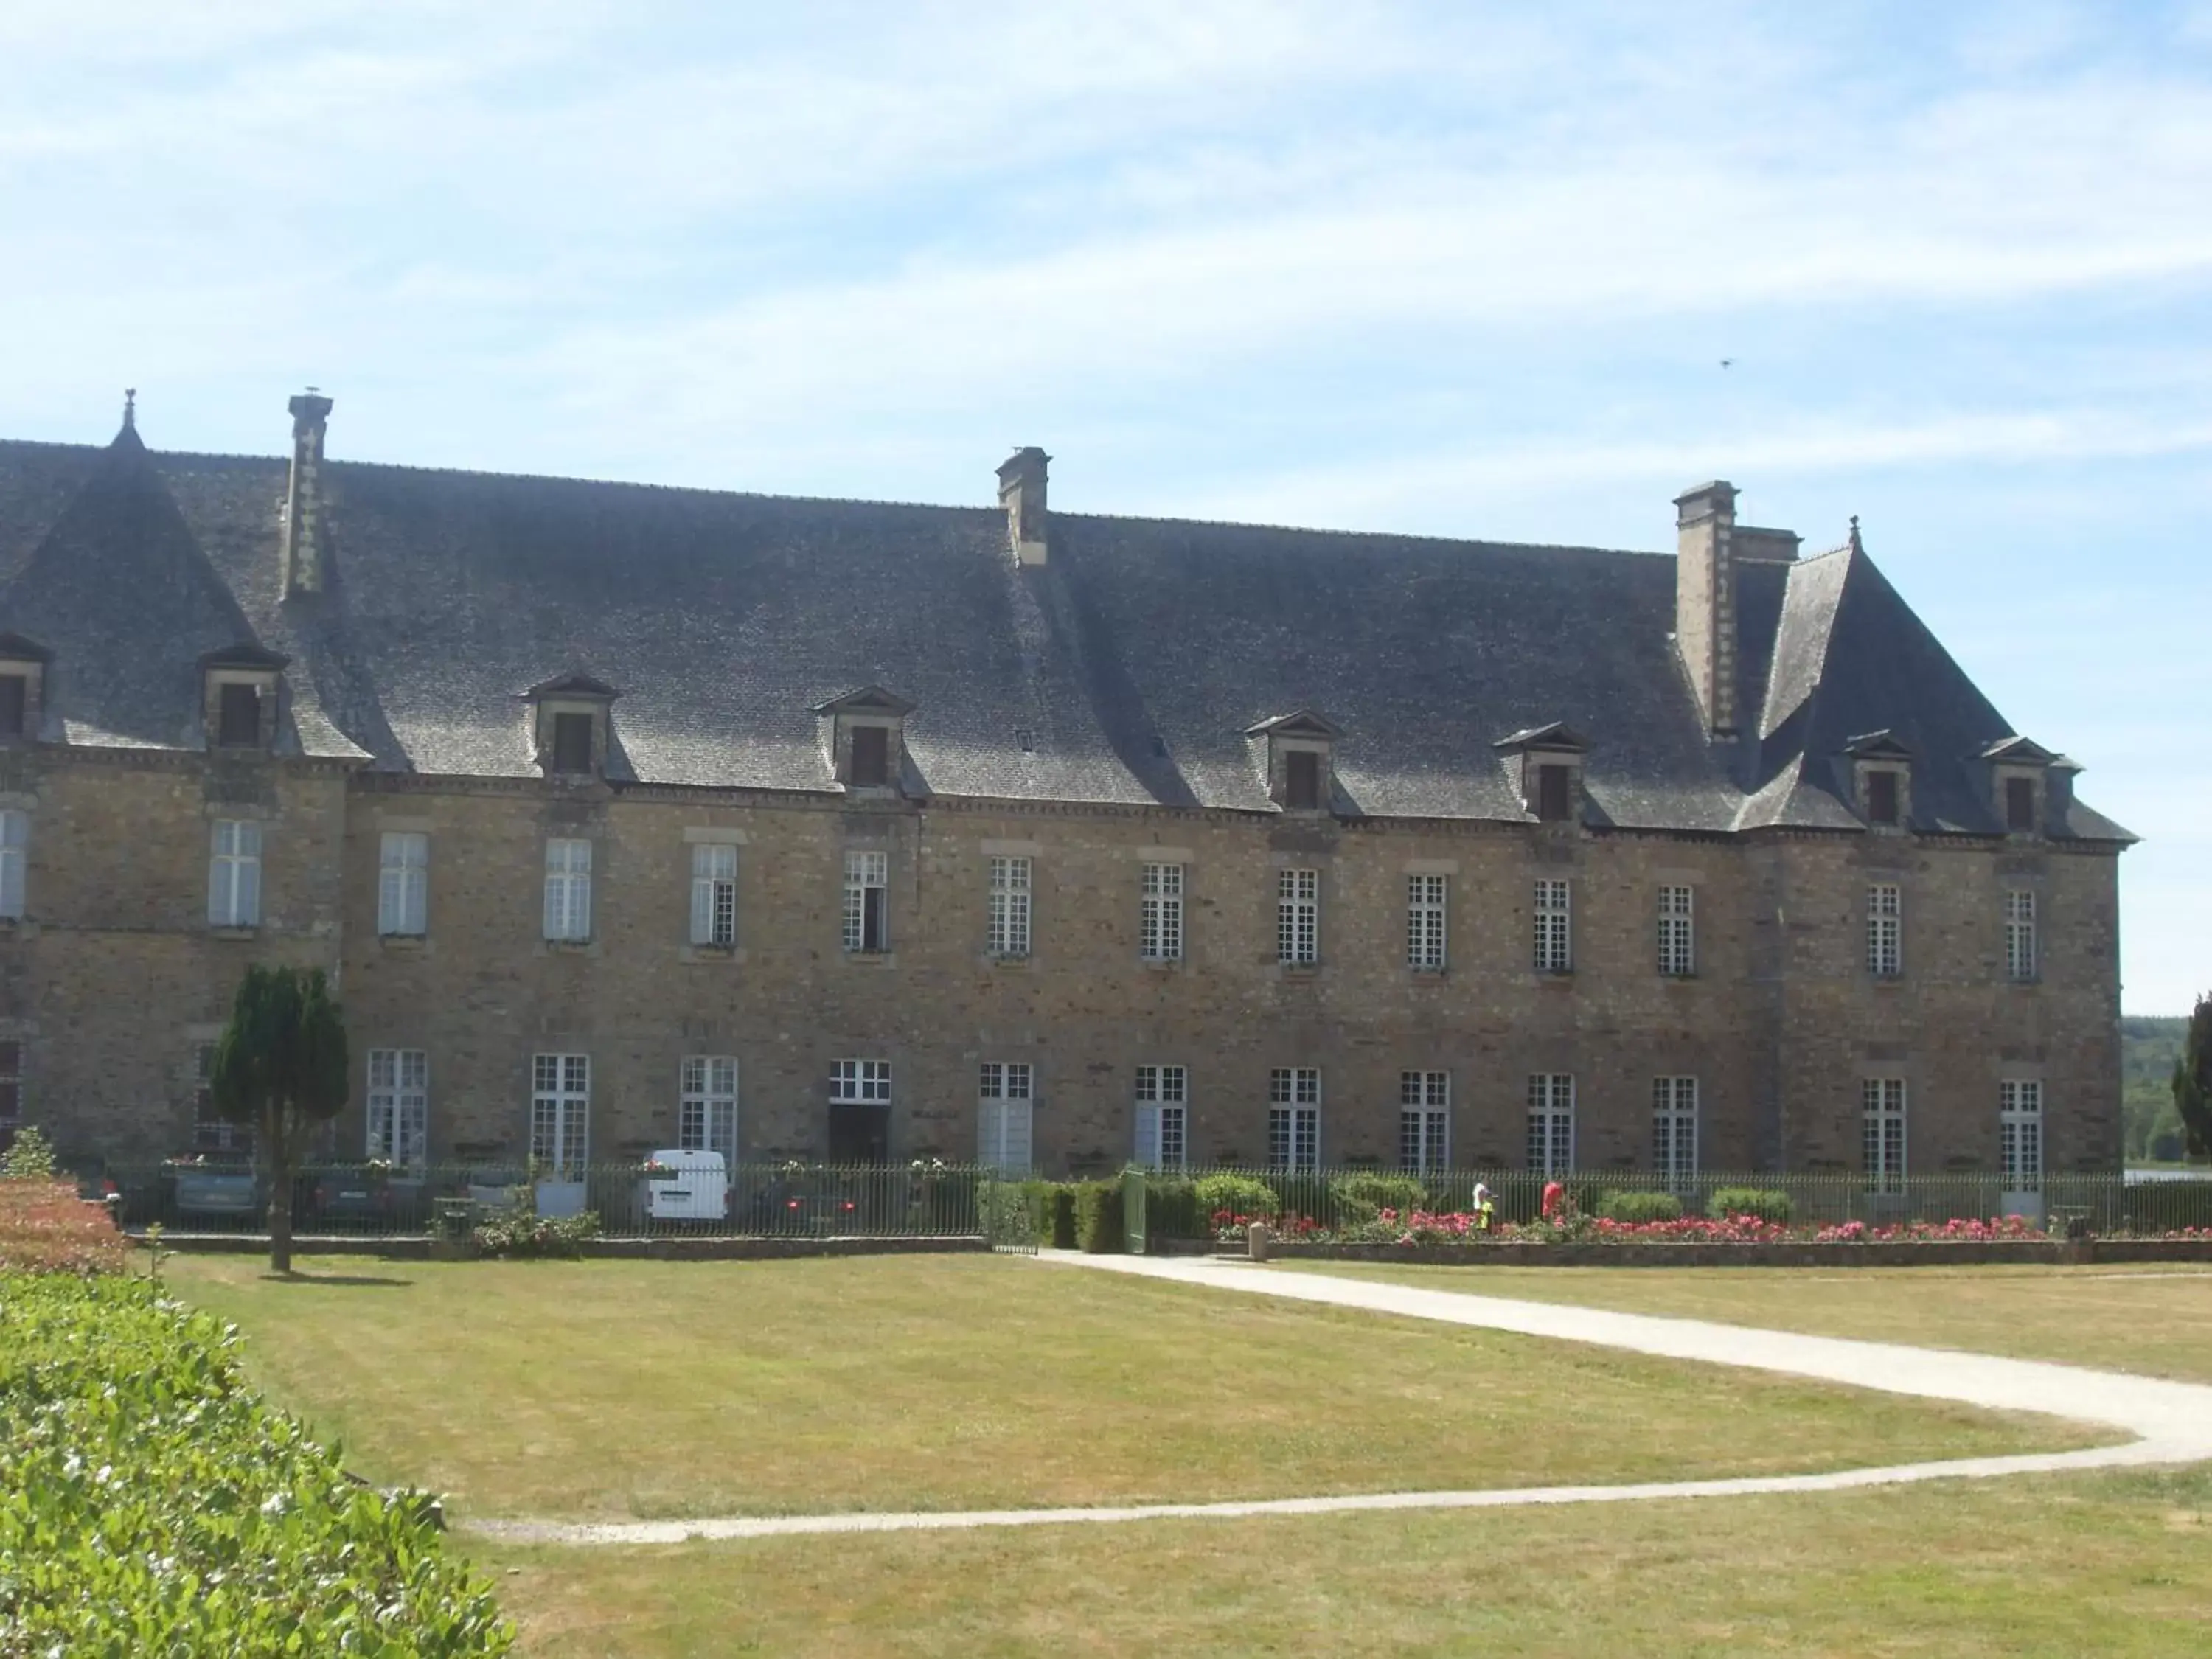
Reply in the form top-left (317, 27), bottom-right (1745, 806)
top-left (0, 425), bottom-right (2128, 841)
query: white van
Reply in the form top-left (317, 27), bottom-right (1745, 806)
top-left (644, 1150), bottom-right (728, 1222)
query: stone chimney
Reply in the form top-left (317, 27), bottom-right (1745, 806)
top-left (1674, 480), bottom-right (1738, 738)
top-left (996, 447), bottom-right (1049, 566)
top-left (282, 389), bottom-right (334, 597)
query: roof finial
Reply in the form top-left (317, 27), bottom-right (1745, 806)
top-left (1847, 513), bottom-right (1862, 554)
top-left (122, 388), bottom-right (136, 431)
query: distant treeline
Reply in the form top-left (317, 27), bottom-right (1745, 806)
top-left (2123, 1015), bottom-right (2191, 1164)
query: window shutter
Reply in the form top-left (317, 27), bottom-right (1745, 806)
top-left (1134, 1105), bottom-right (1161, 1169)
top-left (237, 848), bottom-right (261, 926)
top-left (543, 869), bottom-right (565, 939)
top-left (208, 846), bottom-right (228, 925)
top-left (976, 1099), bottom-right (1003, 1167)
top-left (1003, 1098), bottom-right (1032, 1172)
top-left (690, 868), bottom-right (716, 945)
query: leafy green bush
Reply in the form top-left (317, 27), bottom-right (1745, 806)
top-left (1330, 1172), bottom-right (1428, 1223)
top-left (471, 1200), bottom-right (603, 1258)
top-left (1599, 1190), bottom-right (1685, 1223)
top-left (1707, 1187), bottom-right (1794, 1223)
top-left (1144, 1176), bottom-right (1204, 1239)
top-left (1194, 1174), bottom-right (1279, 1222)
top-left (1043, 1183), bottom-right (1079, 1250)
top-left (0, 1124), bottom-right (56, 1180)
top-left (0, 1272), bottom-right (511, 1654)
top-left (1073, 1180), bottom-right (1124, 1253)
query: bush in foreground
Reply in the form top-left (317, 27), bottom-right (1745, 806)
top-left (0, 1178), bottom-right (131, 1276)
top-left (1598, 1190), bottom-right (1686, 1224)
top-left (1708, 1186), bottom-right (1795, 1224)
top-left (0, 1273), bottom-right (512, 1655)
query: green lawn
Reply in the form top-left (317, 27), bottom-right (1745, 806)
top-left (482, 1465), bottom-right (2212, 1658)
top-left (1269, 1260), bottom-right (2212, 1382)
top-left (167, 1253), bottom-right (2090, 1524)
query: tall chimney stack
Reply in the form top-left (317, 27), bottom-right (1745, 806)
top-left (1674, 480), bottom-right (1738, 738)
top-left (996, 447), bottom-right (1049, 566)
top-left (283, 389), bottom-right (334, 596)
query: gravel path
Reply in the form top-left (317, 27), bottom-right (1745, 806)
top-left (472, 1253), bottom-right (2212, 1547)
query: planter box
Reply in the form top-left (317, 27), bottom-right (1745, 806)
top-left (1242, 1238), bottom-right (2212, 1268)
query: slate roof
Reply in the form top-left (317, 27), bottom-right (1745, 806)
top-left (0, 418), bottom-right (2131, 843)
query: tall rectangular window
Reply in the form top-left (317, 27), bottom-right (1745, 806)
top-left (1284, 750), bottom-right (1321, 810)
top-left (192, 1043), bottom-right (251, 1155)
top-left (1862, 1078), bottom-right (1907, 1193)
top-left (1658, 885), bottom-right (1695, 976)
top-left (0, 809), bottom-right (25, 921)
top-left (1134, 1065), bottom-right (1188, 1171)
top-left (2004, 890), bottom-right (2037, 982)
top-left (977, 1061), bottom-right (1034, 1172)
top-left (531, 1053), bottom-right (590, 1175)
top-left (1536, 763), bottom-right (1573, 822)
top-left (1278, 869), bottom-right (1318, 965)
top-left (543, 838), bottom-right (592, 942)
top-left (680, 1056), bottom-right (739, 1161)
top-left (849, 725), bottom-right (889, 787)
top-left (1399, 1070), bottom-right (1450, 1174)
top-left (550, 712), bottom-right (594, 774)
top-left (844, 850), bottom-right (888, 952)
top-left (1140, 863), bottom-right (1184, 961)
top-left (1267, 1067), bottom-right (1321, 1170)
top-left (988, 857), bottom-right (1032, 957)
top-left (1865, 768), bottom-right (1901, 825)
top-left (0, 1041), bottom-right (21, 1153)
top-left (2000, 1080), bottom-right (2043, 1190)
top-left (1652, 1077), bottom-right (1698, 1188)
top-left (208, 819), bottom-right (262, 928)
top-left (0, 675), bottom-right (24, 739)
top-left (1533, 878), bottom-right (1572, 973)
top-left (1526, 1074), bottom-right (1574, 1175)
top-left (378, 832), bottom-right (428, 937)
top-left (1406, 874), bottom-right (1447, 970)
top-left (2005, 776), bottom-right (2037, 832)
top-left (830, 1059), bottom-right (892, 1103)
top-left (1867, 883), bottom-right (1902, 977)
top-left (366, 1048), bottom-right (428, 1166)
top-left (691, 843), bottom-right (738, 947)
top-left (216, 681), bottom-right (261, 747)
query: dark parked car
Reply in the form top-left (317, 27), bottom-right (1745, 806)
top-left (296, 1167), bottom-right (430, 1234)
top-left (743, 1170), bottom-right (866, 1236)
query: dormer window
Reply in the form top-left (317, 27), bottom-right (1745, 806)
top-left (201, 644), bottom-right (288, 755)
top-left (2005, 776), bottom-right (2035, 832)
top-left (1846, 731), bottom-right (1916, 831)
top-left (1981, 736), bottom-right (2055, 839)
top-left (1494, 723), bottom-right (1590, 824)
top-left (1244, 710), bottom-right (1342, 814)
top-left (0, 634), bottom-right (49, 744)
top-left (0, 676), bottom-right (24, 741)
top-left (522, 672), bottom-right (620, 782)
top-left (813, 686), bottom-right (916, 795)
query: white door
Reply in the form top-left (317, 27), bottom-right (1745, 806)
top-left (2000, 1081), bottom-right (2043, 1225)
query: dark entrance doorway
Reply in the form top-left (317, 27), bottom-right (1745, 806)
top-left (828, 1103), bottom-right (890, 1164)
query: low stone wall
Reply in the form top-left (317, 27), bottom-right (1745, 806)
top-left (154, 1233), bottom-right (990, 1262)
top-left (1224, 1238), bottom-right (2212, 1268)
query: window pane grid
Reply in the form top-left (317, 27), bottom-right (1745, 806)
top-left (1657, 885), bottom-right (1694, 976)
top-left (1526, 1073), bottom-right (1574, 1175)
top-left (989, 857), bottom-right (1032, 956)
top-left (209, 819), bottom-right (263, 928)
top-left (2004, 889), bottom-right (2037, 982)
top-left (366, 1048), bottom-right (429, 1165)
top-left (1406, 874), bottom-right (1447, 970)
top-left (1140, 863), bottom-right (1183, 961)
top-left (1533, 879), bottom-right (1571, 973)
top-left (1651, 1075), bottom-right (1698, 1187)
top-left (844, 851), bottom-right (888, 953)
top-left (830, 1059), bottom-right (892, 1104)
top-left (1862, 1078), bottom-right (1906, 1192)
top-left (1866, 884), bottom-right (1902, 977)
top-left (543, 838), bottom-right (592, 942)
top-left (0, 809), bottom-right (24, 920)
top-left (691, 843), bottom-right (738, 947)
top-left (1277, 869), bottom-right (1318, 964)
top-left (2000, 1080), bottom-right (2043, 1188)
top-left (530, 1052), bottom-right (589, 1176)
top-left (1267, 1066), bottom-right (1321, 1170)
top-left (378, 832), bottom-right (428, 936)
top-left (1398, 1069), bottom-right (1450, 1172)
top-left (678, 1054), bottom-right (739, 1159)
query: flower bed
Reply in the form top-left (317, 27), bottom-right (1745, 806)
top-left (1219, 1206), bottom-right (2212, 1249)
top-left (0, 1177), bottom-right (132, 1276)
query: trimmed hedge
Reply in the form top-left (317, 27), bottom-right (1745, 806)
top-left (1599, 1190), bottom-right (1685, 1224)
top-left (1073, 1181), bottom-right (1124, 1253)
top-left (1708, 1186), bottom-right (1795, 1223)
top-left (0, 1272), bottom-right (511, 1654)
top-left (1193, 1174), bottom-right (1279, 1223)
top-left (1330, 1173), bottom-right (1428, 1223)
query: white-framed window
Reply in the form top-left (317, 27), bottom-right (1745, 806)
top-left (830, 1058), bottom-right (892, 1104)
top-left (2004, 889), bottom-right (2037, 983)
top-left (531, 1053), bottom-right (590, 1175)
top-left (1134, 1064), bottom-right (1188, 1170)
top-left (0, 809), bottom-right (25, 920)
top-left (1652, 1076), bottom-right (1698, 1187)
top-left (1267, 1066), bottom-right (1321, 1170)
top-left (1140, 863), bottom-right (1184, 961)
top-left (1863, 1077), bottom-right (1907, 1193)
top-left (190, 1042), bottom-right (251, 1155)
top-left (1867, 883), bottom-right (1902, 977)
top-left (1406, 875), bottom-right (1447, 971)
top-left (2000, 1080), bottom-right (2043, 1190)
top-left (977, 1061), bottom-right (1034, 1172)
top-left (680, 1055), bottom-right (739, 1161)
top-left (1658, 885), bottom-right (1695, 976)
top-left (366, 1048), bottom-right (428, 1166)
top-left (1399, 1070), bottom-right (1450, 1173)
top-left (1533, 878), bottom-right (1572, 973)
top-left (208, 818), bottom-right (262, 928)
top-left (843, 850), bottom-right (888, 953)
top-left (988, 856), bottom-right (1032, 957)
top-left (1526, 1073), bottom-right (1574, 1175)
top-left (543, 838), bottom-right (592, 942)
top-left (1278, 868), bottom-right (1319, 965)
top-left (378, 832), bottom-right (428, 937)
top-left (690, 843), bottom-right (737, 947)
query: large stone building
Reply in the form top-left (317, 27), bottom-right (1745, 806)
top-left (0, 394), bottom-right (2132, 1183)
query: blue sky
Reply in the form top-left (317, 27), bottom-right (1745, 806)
top-left (4, 1), bottom-right (2208, 1012)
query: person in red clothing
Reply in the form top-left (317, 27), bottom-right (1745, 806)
top-left (1541, 1180), bottom-right (1566, 1220)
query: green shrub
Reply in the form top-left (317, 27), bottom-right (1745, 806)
top-left (0, 1272), bottom-right (512, 1653)
top-left (1330, 1172), bottom-right (1428, 1224)
top-left (1144, 1176), bottom-right (1204, 1239)
top-left (472, 1200), bottom-right (603, 1258)
top-left (1707, 1187), bottom-right (1794, 1223)
top-left (1073, 1180), bottom-right (1124, 1253)
top-left (1598, 1189), bottom-right (1684, 1223)
top-left (1194, 1173), bottom-right (1279, 1222)
top-left (1045, 1183), bottom-right (1079, 1250)
top-left (0, 1124), bottom-right (56, 1180)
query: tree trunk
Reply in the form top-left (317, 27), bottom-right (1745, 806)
top-left (267, 1107), bottom-right (293, 1276)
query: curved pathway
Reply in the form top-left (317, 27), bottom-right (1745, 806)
top-left (472, 1253), bottom-right (2212, 1547)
